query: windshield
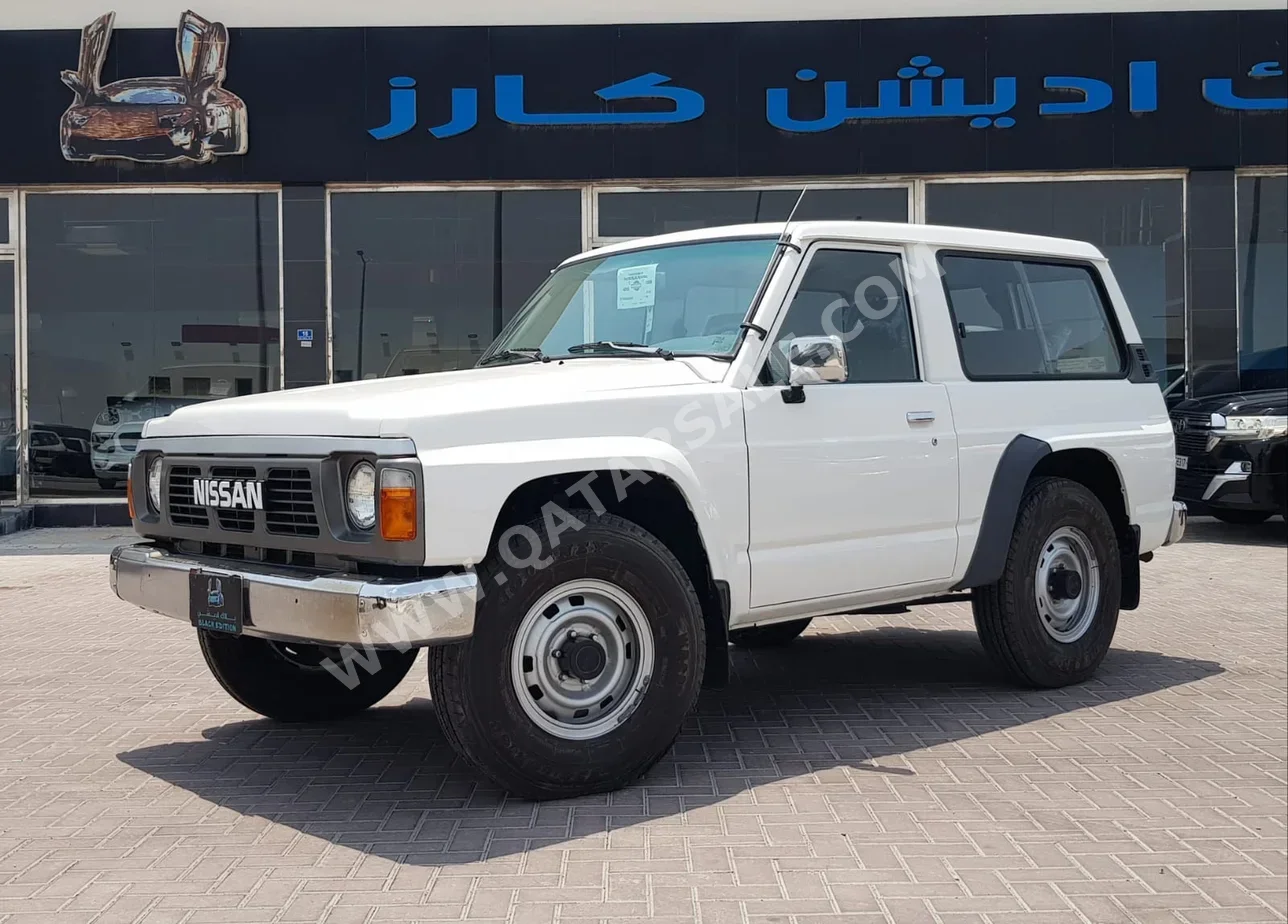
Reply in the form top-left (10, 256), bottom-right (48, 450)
top-left (486, 238), bottom-right (778, 361)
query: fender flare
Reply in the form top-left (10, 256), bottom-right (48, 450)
top-left (952, 434), bottom-right (1051, 591)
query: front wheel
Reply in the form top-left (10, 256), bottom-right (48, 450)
top-left (973, 476), bottom-right (1121, 689)
top-left (427, 510), bottom-right (705, 801)
top-left (199, 632), bottom-right (419, 722)
top-left (1212, 509), bottom-right (1273, 525)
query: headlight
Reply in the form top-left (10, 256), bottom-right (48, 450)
top-left (1212, 414), bottom-right (1288, 440)
top-left (146, 456), bottom-right (163, 512)
top-left (346, 461), bottom-right (377, 530)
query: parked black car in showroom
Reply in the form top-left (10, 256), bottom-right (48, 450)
top-left (1170, 347), bottom-right (1287, 524)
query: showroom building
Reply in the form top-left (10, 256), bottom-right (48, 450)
top-left (0, 0), bottom-right (1285, 519)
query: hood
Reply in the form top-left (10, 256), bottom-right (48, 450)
top-left (145, 357), bottom-right (719, 439)
top-left (1171, 389), bottom-right (1288, 417)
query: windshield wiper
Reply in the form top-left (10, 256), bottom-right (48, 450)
top-left (478, 347), bottom-right (549, 366)
top-left (565, 341), bottom-right (674, 359)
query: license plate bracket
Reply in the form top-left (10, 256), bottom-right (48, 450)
top-left (189, 570), bottom-right (244, 635)
top-left (1175, 456), bottom-right (1189, 470)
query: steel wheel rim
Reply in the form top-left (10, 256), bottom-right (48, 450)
top-left (510, 579), bottom-right (655, 741)
top-left (1035, 525), bottom-right (1100, 643)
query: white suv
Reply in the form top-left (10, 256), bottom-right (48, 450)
top-left (110, 221), bottom-right (1186, 800)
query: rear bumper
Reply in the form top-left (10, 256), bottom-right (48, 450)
top-left (109, 542), bottom-right (477, 648)
top-left (1163, 501), bottom-right (1187, 547)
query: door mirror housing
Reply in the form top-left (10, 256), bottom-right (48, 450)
top-left (787, 335), bottom-right (848, 386)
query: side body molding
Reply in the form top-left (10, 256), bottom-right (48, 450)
top-left (953, 434), bottom-right (1052, 590)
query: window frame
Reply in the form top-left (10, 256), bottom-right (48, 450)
top-left (754, 240), bottom-right (925, 387)
top-left (936, 248), bottom-right (1131, 383)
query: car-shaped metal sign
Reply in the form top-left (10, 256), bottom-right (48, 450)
top-left (60, 10), bottom-right (247, 164)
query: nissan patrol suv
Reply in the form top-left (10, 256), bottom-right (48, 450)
top-left (110, 221), bottom-right (1186, 800)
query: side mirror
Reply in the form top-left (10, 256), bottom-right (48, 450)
top-left (787, 335), bottom-right (848, 386)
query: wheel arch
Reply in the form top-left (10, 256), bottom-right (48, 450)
top-left (487, 468), bottom-right (730, 689)
top-left (956, 437), bottom-right (1140, 610)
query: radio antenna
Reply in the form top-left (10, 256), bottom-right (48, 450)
top-left (783, 185), bottom-right (809, 228)
top-left (738, 185), bottom-right (809, 342)
top-left (772, 185), bottom-right (808, 254)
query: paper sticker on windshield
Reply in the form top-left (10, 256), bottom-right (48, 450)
top-left (617, 264), bottom-right (657, 310)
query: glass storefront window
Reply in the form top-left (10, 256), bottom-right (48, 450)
top-left (926, 180), bottom-right (1185, 389)
top-left (1237, 175), bottom-right (1288, 392)
top-left (1, 261), bottom-right (15, 500)
top-left (329, 190), bottom-right (582, 381)
top-left (596, 187), bottom-right (909, 239)
top-left (24, 191), bottom-right (280, 498)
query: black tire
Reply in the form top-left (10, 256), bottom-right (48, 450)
top-left (1211, 509), bottom-right (1273, 525)
top-left (427, 509), bottom-right (706, 801)
top-left (972, 476), bottom-right (1121, 689)
top-left (199, 631), bottom-right (419, 722)
top-left (728, 618), bottom-right (812, 648)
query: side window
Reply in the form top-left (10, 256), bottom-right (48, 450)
top-left (939, 254), bottom-right (1125, 379)
top-left (764, 248), bottom-right (918, 385)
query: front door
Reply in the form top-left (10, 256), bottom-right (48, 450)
top-left (744, 244), bottom-right (960, 609)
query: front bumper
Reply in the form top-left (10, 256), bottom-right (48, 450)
top-left (109, 543), bottom-right (478, 648)
top-left (1163, 501), bottom-right (1187, 546)
top-left (1175, 462), bottom-right (1284, 513)
top-left (1173, 432), bottom-right (1286, 514)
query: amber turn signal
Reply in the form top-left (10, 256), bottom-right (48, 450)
top-left (379, 469), bottom-right (418, 542)
top-left (126, 469), bottom-right (137, 520)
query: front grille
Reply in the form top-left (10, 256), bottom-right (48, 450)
top-left (210, 466), bottom-right (257, 532)
top-left (1172, 413), bottom-right (1213, 457)
top-left (148, 453), bottom-right (421, 567)
top-left (163, 458), bottom-right (323, 538)
top-left (167, 465), bottom-right (208, 528)
top-left (264, 468), bottom-right (320, 537)
top-left (1175, 429), bottom-right (1210, 456)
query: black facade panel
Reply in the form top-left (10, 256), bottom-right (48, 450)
top-left (0, 11), bottom-right (1283, 185)
top-left (281, 187), bottom-right (328, 387)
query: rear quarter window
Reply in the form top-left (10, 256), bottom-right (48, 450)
top-left (937, 252), bottom-right (1126, 380)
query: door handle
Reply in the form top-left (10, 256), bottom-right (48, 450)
top-left (906, 411), bottom-right (936, 423)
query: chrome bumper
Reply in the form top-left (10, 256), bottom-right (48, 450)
top-left (109, 543), bottom-right (477, 647)
top-left (1163, 501), bottom-right (1187, 546)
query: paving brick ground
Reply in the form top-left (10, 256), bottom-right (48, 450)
top-left (0, 519), bottom-right (1285, 924)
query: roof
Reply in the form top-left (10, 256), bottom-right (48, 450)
top-left (568, 220), bottom-right (1106, 265)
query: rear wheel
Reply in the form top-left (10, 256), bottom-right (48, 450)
top-left (427, 509), bottom-right (705, 801)
top-left (1212, 509), bottom-right (1273, 525)
top-left (973, 477), bottom-right (1121, 689)
top-left (199, 632), bottom-right (419, 722)
top-left (729, 618), bottom-right (812, 648)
